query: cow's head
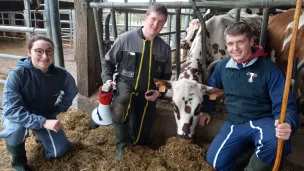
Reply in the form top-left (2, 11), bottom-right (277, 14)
top-left (154, 78), bottom-right (224, 141)
top-left (181, 19), bottom-right (201, 50)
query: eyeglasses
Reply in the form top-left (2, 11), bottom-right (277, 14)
top-left (31, 48), bottom-right (54, 56)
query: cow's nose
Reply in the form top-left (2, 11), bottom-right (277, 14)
top-left (178, 134), bottom-right (193, 143)
top-left (185, 105), bottom-right (191, 114)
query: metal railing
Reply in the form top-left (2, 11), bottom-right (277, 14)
top-left (0, 9), bottom-right (75, 45)
top-left (0, 11), bottom-right (25, 39)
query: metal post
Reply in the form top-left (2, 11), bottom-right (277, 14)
top-left (171, 15), bottom-right (176, 47)
top-left (69, 10), bottom-right (73, 43)
top-left (1, 13), bottom-right (5, 37)
top-left (111, 8), bottom-right (117, 39)
top-left (72, 9), bottom-right (76, 44)
top-left (166, 14), bottom-right (171, 44)
top-left (44, 0), bottom-right (53, 39)
top-left (93, 7), bottom-right (104, 62)
top-left (105, 13), bottom-right (111, 40)
top-left (175, 8), bottom-right (181, 80)
top-left (259, 8), bottom-right (271, 48)
top-left (34, 11), bottom-right (37, 28)
top-left (124, 12), bottom-right (128, 32)
top-left (23, 0), bottom-right (31, 39)
top-left (235, 8), bottom-right (241, 22)
top-left (184, 9), bottom-right (190, 32)
top-left (129, 13), bottom-right (132, 30)
top-left (49, 0), bottom-right (65, 67)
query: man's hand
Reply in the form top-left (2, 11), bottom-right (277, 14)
top-left (105, 80), bottom-right (116, 86)
top-left (198, 112), bottom-right (211, 127)
top-left (274, 120), bottom-right (292, 140)
top-left (145, 90), bottom-right (160, 102)
top-left (43, 119), bottom-right (64, 132)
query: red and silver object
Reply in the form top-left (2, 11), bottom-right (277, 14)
top-left (91, 82), bottom-right (114, 126)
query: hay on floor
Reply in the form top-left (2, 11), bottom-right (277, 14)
top-left (0, 110), bottom-right (303, 171)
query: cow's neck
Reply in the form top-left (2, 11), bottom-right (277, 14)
top-left (179, 34), bottom-right (203, 83)
top-left (187, 30), bottom-right (203, 69)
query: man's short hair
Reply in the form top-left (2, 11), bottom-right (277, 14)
top-left (224, 22), bottom-right (253, 40)
top-left (146, 3), bottom-right (168, 19)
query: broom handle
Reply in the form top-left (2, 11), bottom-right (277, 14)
top-left (272, 1), bottom-right (303, 170)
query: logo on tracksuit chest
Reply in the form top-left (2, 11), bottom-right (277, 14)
top-left (246, 72), bottom-right (257, 83)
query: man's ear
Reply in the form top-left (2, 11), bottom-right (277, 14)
top-left (26, 49), bottom-right (31, 56)
top-left (250, 37), bottom-right (254, 46)
top-left (153, 78), bottom-right (172, 91)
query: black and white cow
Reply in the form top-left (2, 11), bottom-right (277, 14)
top-left (155, 26), bottom-right (224, 140)
top-left (181, 9), bottom-right (263, 65)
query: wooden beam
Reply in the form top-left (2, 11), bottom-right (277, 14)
top-left (75, 0), bottom-right (102, 97)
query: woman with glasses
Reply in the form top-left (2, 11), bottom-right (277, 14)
top-left (0, 35), bottom-right (78, 171)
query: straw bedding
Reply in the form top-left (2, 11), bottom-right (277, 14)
top-left (0, 109), bottom-right (303, 171)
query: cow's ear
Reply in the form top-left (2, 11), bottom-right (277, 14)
top-left (201, 85), bottom-right (225, 100)
top-left (153, 78), bottom-right (172, 89)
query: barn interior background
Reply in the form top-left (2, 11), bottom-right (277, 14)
top-left (0, 0), bottom-right (304, 170)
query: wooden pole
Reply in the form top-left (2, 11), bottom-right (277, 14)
top-left (75, 0), bottom-right (102, 96)
top-left (272, 1), bottom-right (303, 170)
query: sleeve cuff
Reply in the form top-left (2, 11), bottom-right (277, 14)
top-left (40, 117), bottom-right (47, 129)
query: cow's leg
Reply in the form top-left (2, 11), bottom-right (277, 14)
top-left (244, 117), bottom-right (291, 170)
top-left (206, 121), bottom-right (249, 171)
top-left (111, 81), bottom-right (133, 160)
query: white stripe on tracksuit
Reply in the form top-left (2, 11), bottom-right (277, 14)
top-left (213, 125), bottom-right (234, 168)
top-left (22, 129), bottom-right (28, 142)
top-left (47, 129), bottom-right (57, 157)
top-left (249, 121), bottom-right (264, 158)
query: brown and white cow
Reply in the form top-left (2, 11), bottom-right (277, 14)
top-left (155, 26), bottom-right (224, 140)
top-left (267, 9), bottom-right (304, 74)
top-left (266, 9), bottom-right (304, 116)
top-left (181, 9), bottom-right (263, 65)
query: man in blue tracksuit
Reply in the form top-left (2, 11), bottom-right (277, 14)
top-left (200, 22), bottom-right (298, 171)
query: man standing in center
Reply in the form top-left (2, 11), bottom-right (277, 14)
top-left (101, 3), bottom-right (172, 160)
